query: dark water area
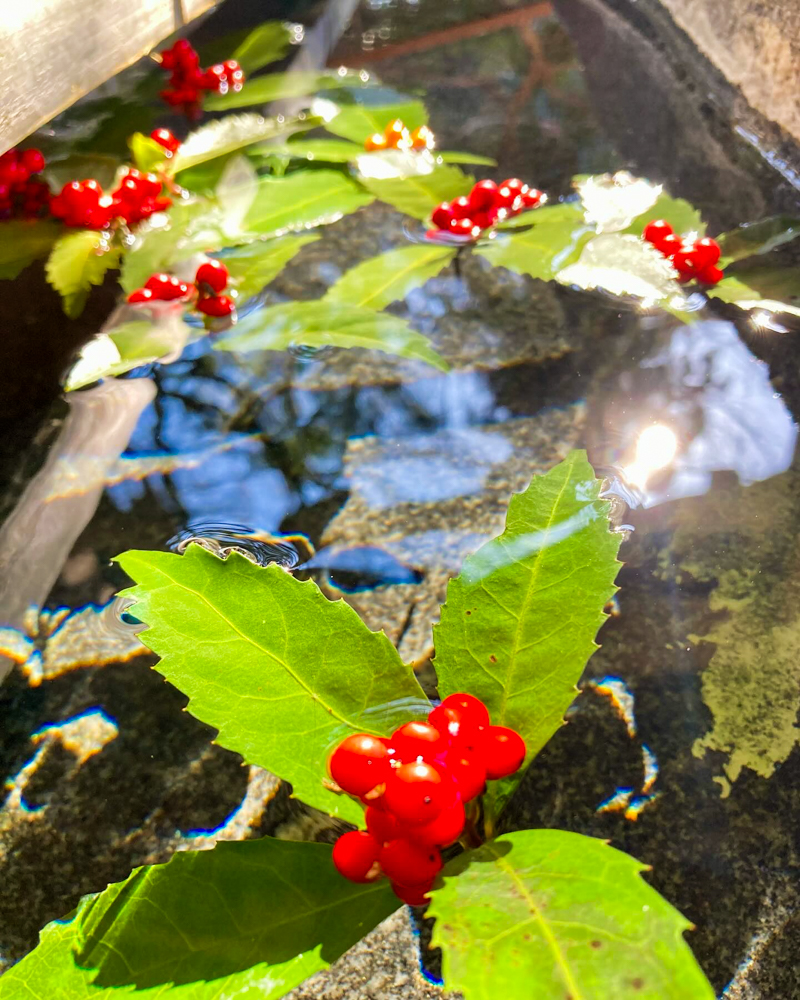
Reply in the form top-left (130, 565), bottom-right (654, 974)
top-left (2, 0), bottom-right (800, 997)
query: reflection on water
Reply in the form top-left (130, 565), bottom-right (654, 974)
top-left (169, 523), bottom-right (312, 568)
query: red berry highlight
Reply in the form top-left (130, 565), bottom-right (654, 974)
top-left (483, 726), bottom-right (526, 780)
top-left (329, 733), bottom-right (390, 797)
top-left (196, 259), bottom-right (229, 293)
top-left (196, 294), bottom-right (235, 317)
top-left (429, 176), bottom-right (544, 241)
top-left (384, 761), bottom-right (446, 825)
top-left (643, 219), bottom-right (673, 247)
top-left (332, 831), bottom-right (380, 883)
top-left (642, 222), bottom-right (724, 286)
top-left (390, 720), bottom-right (446, 762)
top-left (151, 128), bottom-right (181, 154)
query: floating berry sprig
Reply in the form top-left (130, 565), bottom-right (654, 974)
top-left (51, 168), bottom-right (172, 230)
top-left (365, 119), bottom-right (435, 153)
top-left (0, 147), bottom-right (49, 219)
top-left (329, 692), bottom-right (525, 906)
top-left (643, 219), bottom-right (723, 286)
top-left (427, 177), bottom-right (545, 242)
top-left (157, 39), bottom-right (245, 119)
top-left (127, 259), bottom-right (235, 318)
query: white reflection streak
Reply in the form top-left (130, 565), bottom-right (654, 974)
top-left (623, 423), bottom-right (678, 490)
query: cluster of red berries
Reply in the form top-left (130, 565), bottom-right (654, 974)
top-left (158, 39), bottom-right (245, 117)
top-left (0, 147), bottom-right (49, 219)
top-left (150, 128), bottom-right (182, 156)
top-left (428, 178), bottom-right (545, 241)
top-left (330, 692), bottom-right (526, 905)
top-left (643, 220), bottom-right (723, 285)
top-left (128, 259), bottom-right (235, 317)
top-left (51, 169), bottom-right (171, 230)
top-left (365, 120), bottom-right (434, 153)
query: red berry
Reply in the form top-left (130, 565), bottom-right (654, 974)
top-left (441, 693), bottom-right (491, 729)
top-left (450, 196), bottom-right (472, 219)
top-left (428, 700), bottom-right (485, 746)
top-left (196, 294), bottom-right (235, 317)
top-left (448, 217), bottom-right (478, 238)
top-left (146, 273), bottom-right (189, 300)
top-left (151, 127), bottom-right (181, 154)
top-left (470, 210), bottom-right (495, 231)
top-left (329, 733), bottom-right (390, 797)
top-left (521, 188), bottom-right (544, 209)
top-left (643, 219), bottom-right (674, 247)
top-left (445, 748), bottom-right (486, 802)
top-left (332, 831), bottom-right (381, 883)
top-left (365, 805), bottom-right (404, 844)
top-left (128, 287), bottom-right (154, 303)
top-left (495, 185), bottom-right (523, 213)
top-left (408, 796), bottom-right (465, 847)
top-left (500, 178), bottom-right (528, 197)
top-left (379, 838), bottom-right (442, 885)
top-left (658, 233), bottom-right (682, 257)
top-left (384, 761), bottom-right (446, 824)
top-left (469, 179), bottom-right (499, 212)
top-left (671, 247), bottom-right (699, 276)
top-left (392, 879), bottom-right (433, 906)
top-left (21, 149), bottom-right (44, 174)
top-left (483, 726), bottom-right (526, 779)
top-left (196, 259), bottom-right (229, 293)
top-left (431, 202), bottom-right (453, 230)
top-left (390, 721), bottom-right (446, 762)
top-left (696, 264), bottom-right (724, 285)
top-left (693, 237), bottom-right (721, 269)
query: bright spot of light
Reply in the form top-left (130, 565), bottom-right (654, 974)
top-left (623, 423), bottom-right (678, 489)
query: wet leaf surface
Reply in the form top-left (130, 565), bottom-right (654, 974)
top-left (359, 164), bottom-right (472, 221)
top-left (222, 234), bottom-right (320, 303)
top-left (45, 230), bottom-right (121, 318)
top-left (716, 216), bottom-right (800, 265)
top-left (476, 202), bottom-right (588, 280)
top-left (244, 169), bottom-right (373, 237)
top-left (171, 114), bottom-right (315, 175)
top-left (323, 99), bottom-right (428, 144)
top-left (325, 243), bottom-right (457, 310)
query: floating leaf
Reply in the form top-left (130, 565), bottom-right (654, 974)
top-left (476, 202), bottom-right (589, 281)
top-left (325, 244), bottom-right (457, 309)
top-left (223, 233), bottom-right (319, 302)
top-left (556, 233), bottom-right (687, 307)
top-left (429, 830), bottom-right (714, 1000)
top-left (128, 132), bottom-right (168, 173)
top-left (432, 451), bottom-right (620, 817)
top-left (231, 21), bottom-right (292, 72)
top-left (64, 314), bottom-right (192, 391)
top-left (0, 840), bottom-right (397, 1000)
top-left (360, 164), bottom-right (472, 221)
top-left (324, 99), bottom-right (427, 144)
top-left (45, 230), bottom-right (121, 318)
top-left (716, 216), bottom-right (800, 265)
top-left (216, 299), bottom-right (448, 371)
top-left (171, 113), bottom-right (314, 175)
top-left (116, 546), bottom-right (431, 821)
top-left (707, 266), bottom-right (800, 308)
top-left (624, 191), bottom-right (705, 238)
top-left (205, 71), bottom-right (353, 111)
top-left (0, 219), bottom-right (62, 280)
top-left (244, 169), bottom-right (373, 237)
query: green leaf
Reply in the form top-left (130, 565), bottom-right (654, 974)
top-left (360, 164), bottom-right (473, 221)
top-left (0, 218), bottom-right (62, 280)
top-left (205, 72), bottom-right (353, 111)
top-left (128, 132), bottom-right (168, 173)
top-left (324, 99), bottom-right (427, 144)
top-left (428, 830), bottom-right (714, 1000)
top-left (476, 202), bottom-right (589, 281)
top-left (171, 113), bottom-right (315, 175)
top-left (115, 546), bottom-right (431, 821)
top-left (437, 151), bottom-right (497, 166)
top-left (45, 230), bottom-right (121, 318)
top-left (275, 138), bottom-right (366, 162)
top-left (707, 266), bottom-right (800, 307)
top-left (231, 21), bottom-right (292, 72)
top-left (43, 153), bottom-right (121, 193)
top-left (325, 244), bottom-right (457, 309)
top-left (624, 191), bottom-right (705, 238)
top-left (223, 233), bottom-right (319, 302)
top-left (576, 173), bottom-right (661, 233)
top-left (216, 299), bottom-right (448, 371)
top-left (432, 451), bottom-right (621, 817)
top-left (0, 840), bottom-right (398, 1000)
top-left (244, 169), bottom-right (373, 237)
top-left (716, 215), bottom-right (800, 265)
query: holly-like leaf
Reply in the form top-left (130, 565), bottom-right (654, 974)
top-left (216, 299), bottom-right (447, 371)
top-left (428, 830), bottom-right (714, 1000)
top-left (128, 132), bottom-right (168, 173)
top-left (707, 266), bottom-right (800, 308)
top-left (325, 244), bottom-right (457, 309)
top-left (324, 99), bottom-right (427, 144)
top-left (624, 191), bottom-right (705, 238)
top-left (205, 71), bottom-right (353, 111)
top-left (273, 137), bottom-right (366, 162)
top-left (45, 230), bottom-right (121, 318)
top-left (437, 151), bottom-right (497, 166)
top-left (556, 233), bottom-right (687, 307)
top-left (0, 839), bottom-right (397, 1000)
top-left (360, 164), bottom-right (473, 221)
top-left (115, 546), bottom-right (431, 822)
top-left (476, 202), bottom-right (589, 281)
top-left (170, 113), bottom-right (315, 175)
top-left (43, 153), bottom-right (121, 193)
top-left (432, 451), bottom-right (621, 817)
top-left (716, 215), bottom-right (800, 265)
top-left (576, 173), bottom-right (661, 233)
top-left (244, 169), bottom-right (373, 237)
top-left (0, 218), bottom-right (62, 280)
top-left (231, 21), bottom-right (292, 72)
top-left (223, 233), bottom-right (319, 303)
